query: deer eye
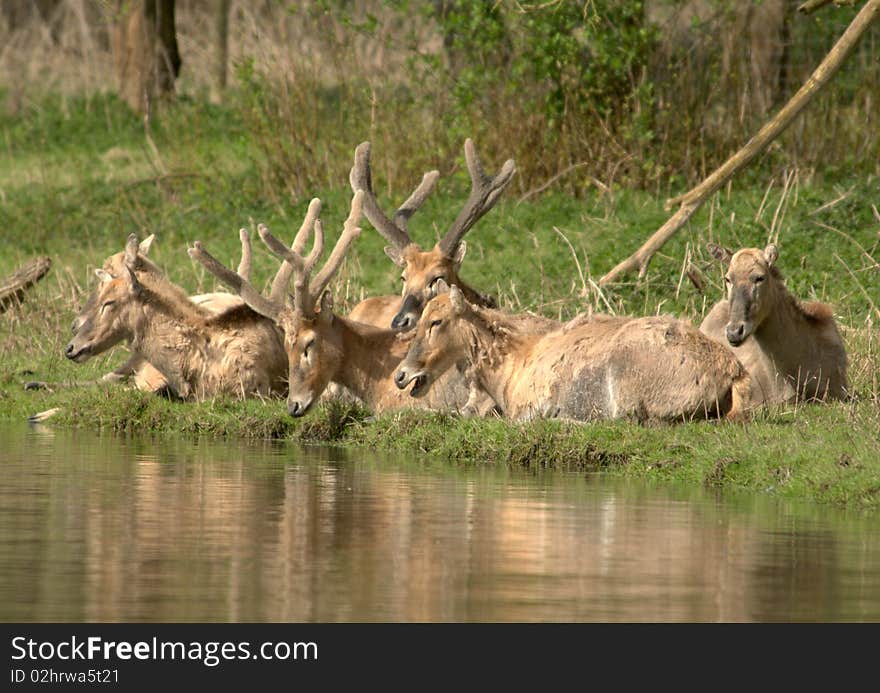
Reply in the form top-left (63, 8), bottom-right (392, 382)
top-left (724, 276), bottom-right (732, 284)
top-left (303, 339), bottom-right (315, 357)
top-left (753, 275), bottom-right (765, 284)
top-left (100, 300), bottom-right (116, 313)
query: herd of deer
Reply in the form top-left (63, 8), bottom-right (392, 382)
top-left (63, 140), bottom-right (849, 424)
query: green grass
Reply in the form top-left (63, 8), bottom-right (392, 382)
top-left (1, 94), bottom-right (878, 508)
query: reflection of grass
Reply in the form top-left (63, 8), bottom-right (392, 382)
top-left (1, 95), bottom-right (878, 508)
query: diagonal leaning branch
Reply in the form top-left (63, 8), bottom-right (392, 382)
top-left (599, 0), bottom-right (880, 286)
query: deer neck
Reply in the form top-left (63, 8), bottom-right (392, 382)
top-left (332, 316), bottom-right (405, 403)
top-left (125, 282), bottom-right (211, 397)
top-left (461, 308), bottom-right (534, 412)
top-left (751, 283), bottom-right (815, 371)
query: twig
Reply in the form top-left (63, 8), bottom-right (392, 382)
top-left (798, 0), bottom-right (856, 15)
top-left (124, 172), bottom-right (202, 190)
top-left (517, 161), bottom-right (604, 205)
top-left (834, 253), bottom-right (880, 321)
top-left (552, 226), bottom-right (588, 296)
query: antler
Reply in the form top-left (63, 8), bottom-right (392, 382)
top-left (188, 230), bottom-right (283, 321)
top-left (258, 190), bottom-right (365, 316)
top-left (437, 138), bottom-right (516, 257)
top-left (236, 228), bottom-right (252, 281)
top-left (349, 141), bottom-right (438, 250)
top-left (268, 198), bottom-right (322, 305)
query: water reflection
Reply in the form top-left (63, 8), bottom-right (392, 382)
top-left (0, 423), bottom-right (878, 622)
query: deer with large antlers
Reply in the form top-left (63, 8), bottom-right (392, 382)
top-left (65, 233), bottom-right (288, 400)
top-left (189, 191), bottom-right (481, 417)
top-left (348, 139), bottom-right (555, 334)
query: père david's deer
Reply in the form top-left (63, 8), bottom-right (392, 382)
top-left (700, 243), bottom-right (848, 405)
top-left (65, 233), bottom-right (287, 400)
top-left (395, 282), bottom-right (751, 423)
top-left (189, 191), bottom-right (482, 417)
top-left (73, 233), bottom-right (249, 393)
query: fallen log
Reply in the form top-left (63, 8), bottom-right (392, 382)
top-left (0, 256), bottom-right (52, 313)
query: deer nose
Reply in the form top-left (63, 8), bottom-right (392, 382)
top-left (64, 343), bottom-right (76, 359)
top-left (726, 322), bottom-right (746, 345)
top-left (391, 313), bottom-right (413, 330)
top-left (394, 369), bottom-right (409, 389)
top-left (288, 401), bottom-right (302, 417)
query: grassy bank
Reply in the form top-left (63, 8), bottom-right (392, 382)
top-left (1, 94), bottom-right (878, 508)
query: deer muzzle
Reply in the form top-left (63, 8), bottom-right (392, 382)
top-left (391, 294), bottom-right (423, 331)
top-left (394, 364), bottom-right (428, 397)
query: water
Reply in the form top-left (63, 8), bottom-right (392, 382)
top-left (1, 421), bottom-right (878, 622)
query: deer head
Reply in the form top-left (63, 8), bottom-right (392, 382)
top-left (394, 280), bottom-right (470, 398)
top-left (350, 139), bottom-right (514, 330)
top-left (708, 242), bottom-right (781, 346)
top-left (190, 191), bottom-right (364, 416)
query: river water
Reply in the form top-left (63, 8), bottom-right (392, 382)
top-left (1, 421), bottom-right (878, 622)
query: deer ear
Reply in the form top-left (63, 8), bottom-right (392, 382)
top-left (706, 242), bottom-right (732, 263)
top-left (123, 264), bottom-right (142, 297)
top-left (763, 244), bottom-right (779, 267)
top-left (451, 240), bottom-right (467, 267)
top-left (449, 284), bottom-right (466, 314)
top-left (433, 278), bottom-right (450, 295)
top-left (318, 291), bottom-right (334, 324)
top-left (124, 234), bottom-right (139, 269)
top-left (139, 234), bottom-right (156, 256)
top-left (384, 245), bottom-right (406, 267)
top-left (94, 269), bottom-right (114, 283)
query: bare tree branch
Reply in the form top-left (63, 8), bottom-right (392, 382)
top-left (599, 0), bottom-right (880, 285)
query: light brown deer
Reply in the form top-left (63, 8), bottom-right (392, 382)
top-left (189, 191), bottom-right (481, 417)
top-left (69, 233), bottom-right (249, 393)
top-left (395, 282), bottom-right (751, 423)
top-left (700, 243), bottom-right (848, 405)
top-left (348, 139), bottom-right (550, 331)
top-left (64, 234), bottom-right (288, 400)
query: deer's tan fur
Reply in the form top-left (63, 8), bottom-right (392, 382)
top-left (66, 237), bottom-right (287, 400)
top-left (72, 234), bottom-right (248, 393)
top-left (700, 244), bottom-right (848, 405)
top-left (397, 285), bottom-right (751, 423)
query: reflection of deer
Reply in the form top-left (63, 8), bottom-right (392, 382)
top-left (396, 282), bottom-right (751, 422)
top-left (65, 234), bottom-right (287, 400)
top-left (701, 243), bottom-right (848, 405)
top-left (190, 191), bottom-right (480, 416)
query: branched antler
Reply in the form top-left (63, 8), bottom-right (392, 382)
top-left (258, 190), bottom-right (365, 316)
top-left (187, 233), bottom-right (282, 321)
top-left (350, 141), bottom-right (438, 250)
top-left (437, 138), bottom-right (516, 257)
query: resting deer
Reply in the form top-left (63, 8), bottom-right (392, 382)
top-left (348, 139), bottom-right (554, 333)
top-left (395, 282), bottom-right (751, 423)
top-left (72, 233), bottom-right (248, 392)
top-left (189, 191), bottom-right (481, 417)
top-left (64, 233), bottom-right (287, 400)
top-left (700, 243), bottom-right (848, 405)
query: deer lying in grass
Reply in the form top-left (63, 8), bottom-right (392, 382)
top-left (348, 139), bottom-right (555, 332)
top-left (71, 233), bottom-right (248, 392)
top-left (64, 233), bottom-right (287, 400)
top-left (700, 243), bottom-right (848, 405)
top-left (189, 191), bottom-right (481, 417)
top-left (395, 282), bottom-right (751, 423)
